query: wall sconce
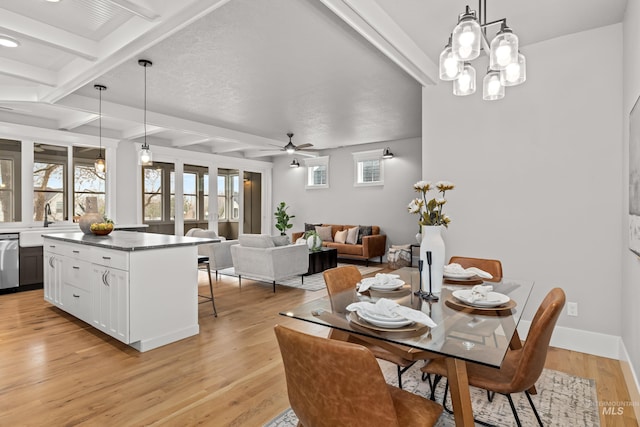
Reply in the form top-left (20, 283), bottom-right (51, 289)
top-left (289, 158), bottom-right (300, 168)
top-left (382, 148), bottom-right (394, 159)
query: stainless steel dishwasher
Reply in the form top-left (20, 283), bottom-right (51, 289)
top-left (0, 233), bottom-right (19, 289)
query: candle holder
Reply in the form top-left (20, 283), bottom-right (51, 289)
top-left (414, 252), bottom-right (439, 301)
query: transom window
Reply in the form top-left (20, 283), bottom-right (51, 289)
top-left (304, 156), bottom-right (330, 189)
top-left (353, 149), bottom-right (384, 187)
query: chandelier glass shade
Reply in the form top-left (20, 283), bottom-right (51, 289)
top-left (94, 84), bottom-right (107, 173)
top-left (442, 1), bottom-right (526, 100)
top-left (138, 59), bottom-right (153, 166)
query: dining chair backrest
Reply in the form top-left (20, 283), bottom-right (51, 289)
top-left (509, 287), bottom-right (566, 392)
top-left (323, 265), bottom-right (362, 295)
top-left (274, 325), bottom-right (402, 427)
top-left (448, 256), bottom-right (503, 282)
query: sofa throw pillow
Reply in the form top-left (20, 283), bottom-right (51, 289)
top-left (346, 226), bottom-right (359, 245)
top-left (334, 229), bottom-right (348, 244)
top-left (305, 223), bottom-right (321, 232)
top-left (315, 225), bottom-right (333, 242)
top-left (357, 225), bottom-right (372, 244)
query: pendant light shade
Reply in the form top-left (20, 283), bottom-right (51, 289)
top-left (452, 6), bottom-right (481, 61)
top-left (500, 52), bottom-right (526, 86)
top-left (482, 69), bottom-right (504, 101)
top-left (138, 59), bottom-right (153, 166)
top-left (94, 84), bottom-right (107, 173)
top-left (489, 21), bottom-right (519, 70)
top-left (439, 37), bottom-right (462, 81)
top-left (453, 63), bottom-right (476, 96)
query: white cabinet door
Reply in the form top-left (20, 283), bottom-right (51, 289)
top-left (43, 251), bottom-right (63, 308)
top-left (91, 265), bottom-right (130, 343)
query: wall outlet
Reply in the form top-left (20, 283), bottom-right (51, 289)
top-left (567, 302), bottom-right (578, 317)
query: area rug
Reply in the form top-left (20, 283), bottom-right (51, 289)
top-left (264, 362), bottom-right (600, 427)
top-left (217, 263), bottom-right (381, 291)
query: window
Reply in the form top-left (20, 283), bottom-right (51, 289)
top-left (353, 150), bottom-right (384, 187)
top-left (203, 173), bottom-right (209, 220)
top-left (34, 143), bottom-right (67, 222)
top-left (217, 169), bottom-right (239, 221)
top-left (73, 147), bottom-right (106, 220)
top-left (0, 140), bottom-right (21, 222)
top-left (304, 156), bottom-right (330, 189)
top-left (143, 165), bottom-right (164, 221)
top-left (182, 165), bottom-right (207, 221)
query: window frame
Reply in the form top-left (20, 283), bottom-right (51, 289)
top-left (0, 140), bottom-right (21, 223)
top-left (73, 149), bottom-right (106, 220)
top-left (304, 156), bottom-right (330, 189)
top-left (142, 163), bottom-right (169, 223)
top-left (352, 149), bottom-right (384, 187)
top-left (33, 144), bottom-right (68, 222)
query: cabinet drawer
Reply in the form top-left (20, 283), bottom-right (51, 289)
top-left (62, 284), bottom-right (91, 323)
top-left (62, 244), bottom-right (92, 260)
top-left (63, 259), bottom-right (92, 291)
top-left (91, 248), bottom-right (129, 271)
top-left (43, 240), bottom-right (70, 255)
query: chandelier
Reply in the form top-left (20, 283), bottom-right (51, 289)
top-left (439, 1), bottom-right (526, 100)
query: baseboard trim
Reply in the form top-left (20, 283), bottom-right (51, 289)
top-left (517, 321), bottom-right (621, 359)
top-left (619, 341), bottom-right (640, 421)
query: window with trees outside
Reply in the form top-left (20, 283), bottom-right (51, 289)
top-left (353, 149), bottom-right (384, 187)
top-left (73, 147), bottom-right (106, 220)
top-left (33, 143), bottom-right (67, 222)
top-left (0, 140), bottom-right (21, 223)
top-left (143, 164), bottom-right (165, 222)
top-left (304, 156), bottom-right (329, 189)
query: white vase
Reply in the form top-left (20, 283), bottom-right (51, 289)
top-left (419, 225), bottom-right (445, 294)
top-left (307, 235), bottom-right (322, 251)
top-left (415, 232), bottom-right (422, 243)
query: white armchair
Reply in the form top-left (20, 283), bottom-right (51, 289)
top-left (231, 234), bottom-right (309, 292)
top-left (186, 228), bottom-right (238, 280)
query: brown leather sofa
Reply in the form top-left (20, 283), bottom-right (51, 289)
top-left (292, 224), bottom-right (386, 265)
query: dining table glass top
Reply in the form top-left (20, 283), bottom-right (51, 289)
top-left (279, 267), bottom-right (535, 368)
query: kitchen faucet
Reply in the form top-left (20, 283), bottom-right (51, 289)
top-left (44, 203), bottom-right (52, 227)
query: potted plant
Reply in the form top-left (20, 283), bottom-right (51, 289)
top-left (274, 202), bottom-right (295, 236)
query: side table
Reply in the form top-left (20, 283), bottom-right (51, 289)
top-left (306, 247), bottom-right (338, 275)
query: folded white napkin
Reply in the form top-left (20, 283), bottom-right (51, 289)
top-left (357, 273), bottom-right (400, 292)
top-left (444, 263), bottom-right (493, 279)
top-left (468, 285), bottom-right (494, 303)
top-left (346, 298), bottom-right (437, 327)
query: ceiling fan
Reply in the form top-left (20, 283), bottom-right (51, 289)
top-left (281, 132), bottom-right (314, 154)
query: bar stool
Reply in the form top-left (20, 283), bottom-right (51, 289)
top-left (197, 255), bottom-right (217, 317)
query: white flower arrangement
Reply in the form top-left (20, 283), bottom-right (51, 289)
top-left (408, 180), bottom-right (455, 230)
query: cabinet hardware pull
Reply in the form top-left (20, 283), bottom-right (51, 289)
top-left (49, 245), bottom-right (55, 248)
top-left (73, 294), bottom-right (80, 298)
top-left (73, 250), bottom-right (80, 254)
top-left (102, 270), bottom-right (110, 286)
top-left (49, 257), bottom-right (54, 268)
top-left (102, 256), bottom-right (111, 260)
top-left (73, 266), bottom-right (80, 270)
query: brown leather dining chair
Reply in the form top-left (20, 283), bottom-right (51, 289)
top-left (421, 287), bottom-right (566, 426)
top-left (448, 256), bottom-right (503, 282)
top-left (322, 265), bottom-right (416, 389)
top-left (274, 325), bottom-right (443, 427)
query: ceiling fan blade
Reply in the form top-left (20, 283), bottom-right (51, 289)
top-left (296, 143), bottom-right (313, 149)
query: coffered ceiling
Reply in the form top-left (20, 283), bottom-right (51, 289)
top-left (0, 0), bottom-right (628, 159)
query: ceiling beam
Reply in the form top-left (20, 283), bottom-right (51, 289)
top-left (172, 136), bottom-right (213, 147)
top-left (0, 58), bottom-right (56, 87)
top-left (0, 10), bottom-right (98, 61)
top-left (58, 112), bottom-right (97, 131)
top-left (319, 0), bottom-right (438, 86)
top-left (107, 0), bottom-right (161, 21)
top-left (121, 124), bottom-right (164, 140)
top-left (57, 94), bottom-right (285, 149)
top-left (40, 0), bottom-right (233, 104)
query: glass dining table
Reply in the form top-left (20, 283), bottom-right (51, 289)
top-left (279, 267), bottom-right (535, 427)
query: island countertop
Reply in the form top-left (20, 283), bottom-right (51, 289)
top-left (42, 231), bottom-right (217, 251)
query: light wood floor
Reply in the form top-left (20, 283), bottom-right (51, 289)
top-left (0, 266), bottom-right (637, 426)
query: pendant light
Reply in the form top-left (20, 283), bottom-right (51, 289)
top-left (438, 1), bottom-right (526, 100)
top-left (138, 59), bottom-right (153, 165)
top-left (94, 84), bottom-right (107, 173)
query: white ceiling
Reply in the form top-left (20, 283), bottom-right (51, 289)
top-left (0, 0), bottom-right (628, 158)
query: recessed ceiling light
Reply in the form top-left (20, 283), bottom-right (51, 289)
top-left (0, 36), bottom-right (19, 48)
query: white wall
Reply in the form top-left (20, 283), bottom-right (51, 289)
top-left (271, 138), bottom-right (422, 248)
top-left (423, 25), bottom-right (623, 337)
top-left (623, 0), bottom-right (640, 388)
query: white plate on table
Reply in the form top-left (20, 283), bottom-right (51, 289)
top-left (443, 270), bottom-right (477, 279)
top-left (452, 290), bottom-right (510, 308)
top-left (368, 279), bottom-right (405, 291)
top-left (357, 310), bottom-right (413, 328)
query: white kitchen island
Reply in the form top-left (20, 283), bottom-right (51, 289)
top-left (42, 231), bottom-right (214, 352)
